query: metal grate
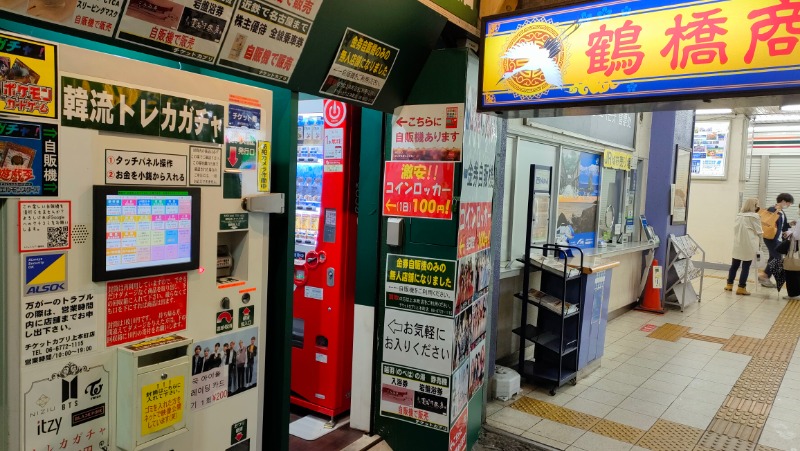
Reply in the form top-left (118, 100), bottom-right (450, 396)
top-left (72, 224), bottom-right (90, 244)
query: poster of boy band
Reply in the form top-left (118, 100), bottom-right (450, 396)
top-left (189, 328), bottom-right (258, 410)
top-left (450, 293), bottom-right (487, 422)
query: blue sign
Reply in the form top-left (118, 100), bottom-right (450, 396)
top-left (228, 105), bottom-right (261, 131)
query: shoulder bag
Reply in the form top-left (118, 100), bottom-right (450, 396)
top-left (784, 237), bottom-right (800, 271)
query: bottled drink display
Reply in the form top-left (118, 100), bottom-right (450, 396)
top-left (295, 113), bottom-right (324, 245)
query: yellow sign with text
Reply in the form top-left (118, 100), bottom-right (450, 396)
top-left (481, 0), bottom-right (800, 108)
top-left (603, 149), bottom-right (633, 171)
top-left (141, 376), bottom-right (184, 436)
top-left (0, 32), bottom-right (57, 118)
top-left (257, 141), bottom-right (271, 192)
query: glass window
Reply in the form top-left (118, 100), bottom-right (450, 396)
top-left (598, 168), bottom-right (624, 243)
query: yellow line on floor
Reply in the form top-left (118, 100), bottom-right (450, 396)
top-left (509, 300), bottom-right (800, 450)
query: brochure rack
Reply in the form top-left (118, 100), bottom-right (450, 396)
top-left (665, 234), bottom-right (705, 311)
top-left (511, 165), bottom-right (585, 395)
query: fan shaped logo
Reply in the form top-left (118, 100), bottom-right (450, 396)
top-left (497, 20), bottom-right (580, 98)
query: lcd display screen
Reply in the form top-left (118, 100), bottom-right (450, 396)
top-left (93, 186), bottom-right (201, 281)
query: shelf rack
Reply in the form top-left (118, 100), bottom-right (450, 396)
top-left (664, 234), bottom-right (705, 311)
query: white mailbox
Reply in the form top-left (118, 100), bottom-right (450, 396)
top-left (117, 335), bottom-right (193, 450)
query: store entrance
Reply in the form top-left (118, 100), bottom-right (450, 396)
top-left (289, 96), bottom-right (362, 447)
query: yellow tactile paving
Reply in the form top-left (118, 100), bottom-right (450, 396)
top-left (685, 332), bottom-right (730, 344)
top-left (499, 301), bottom-right (800, 451)
top-left (590, 418), bottom-right (646, 444)
top-left (647, 323), bottom-right (691, 342)
top-left (509, 396), bottom-right (601, 430)
top-left (637, 419), bottom-right (704, 451)
top-left (696, 430), bottom-right (758, 451)
top-left (722, 335), bottom-right (763, 356)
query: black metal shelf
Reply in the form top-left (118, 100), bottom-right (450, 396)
top-left (515, 257), bottom-right (581, 281)
top-left (515, 164), bottom-right (585, 396)
top-left (512, 292), bottom-right (580, 319)
top-left (512, 325), bottom-right (578, 356)
top-left (520, 361), bottom-right (577, 385)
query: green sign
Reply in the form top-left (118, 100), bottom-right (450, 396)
top-left (216, 309), bottom-right (234, 334)
top-left (421, 0), bottom-right (478, 28)
top-left (238, 306), bottom-right (254, 328)
top-left (226, 143), bottom-right (258, 169)
top-left (385, 254), bottom-right (456, 317)
top-left (220, 213), bottom-right (249, 230)
top-left (231, 419), bottom-right (247, 444)
top-left (61, 76), bottom-right (225, 144)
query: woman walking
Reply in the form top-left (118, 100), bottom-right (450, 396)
top-left (726, 198), bottom-right (763, 295)
top-left (784, 205), bottom-right (800, 300)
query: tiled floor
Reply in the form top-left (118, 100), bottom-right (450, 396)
top-left (486, 270), bottom-right (800, 451)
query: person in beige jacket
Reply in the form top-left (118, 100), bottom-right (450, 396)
top-left (726, 198), bottom-right (764, 295)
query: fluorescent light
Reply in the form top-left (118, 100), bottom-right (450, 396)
top-left (754, 114), bottom-right (800, 122)
top-left (696, 108), bottom-right (732, 115)
top-left (781, 104), bottom-right (800, 112)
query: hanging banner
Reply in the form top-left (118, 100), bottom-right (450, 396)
top-left (0, 32), bottom-right (57, 118)
top-left (391, 103), bottom-right (464, 161)
top-left (0, 118), bottom-right (59, 197)
top-left (380, 363), bottom-right (451, 432)
top-left (217, 0), bottom-right (322, 83)
top-left (385, 254), bottom-right (457, 317)
top-left (61, 76), bottom-right (225, 144)
top-left (0, 0), bottom-right (122, 37)
top-left (480, 0), bottom-right (800, 111)
top-left (320, 28), bottom-right (399, 105)
top-left (603, 149), bottom-right (633, 171)
top-left (24, 361), bottom-right (110, 451)
top-left (116, 0), bottom-right (236, 63)
top-left (382, 161), bottom-right (455, 220)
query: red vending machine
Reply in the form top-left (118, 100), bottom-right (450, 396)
top-left (291, 99), bottom-right (359, 420)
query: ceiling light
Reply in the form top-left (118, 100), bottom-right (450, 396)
top-left (696, 108), bottom-right (732, 115)
top-left (781, 104), bottom-right (800, 112)
top-left (754, 114), bottom-right (800, 122)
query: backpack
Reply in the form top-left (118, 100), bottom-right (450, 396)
top-left (759, 209), bottom-right (780, 239)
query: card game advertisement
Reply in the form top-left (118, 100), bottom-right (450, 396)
top-left (0, 32), bottom-right (57, 118)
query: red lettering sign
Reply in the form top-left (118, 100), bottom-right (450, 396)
top-left (383, 161), bottom-right (455, 220)
top-left (106, 273), bottom-right (188, 346)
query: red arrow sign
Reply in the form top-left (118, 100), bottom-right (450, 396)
top-left (243, 307), bottom-right (251, 315)
top-left (236, 432), bottom-right (244, 441)
top-left (395, 117), bottom-right (408, 127)
top-left (228, 146), bottom-right (238, 167)
top-left (217, 311), bottom-right (233, 323)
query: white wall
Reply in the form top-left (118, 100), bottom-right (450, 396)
top-left (687, 116), bottom-right (748, 265)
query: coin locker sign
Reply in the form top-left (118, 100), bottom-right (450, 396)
top-left (385, 254), bottom-right (456, 317)
top-left (380, 363), bottom-right (450, 432)
top-left (0, 32), bottom-right (57, 118)
top-left (383, 161), bottom-right (455, 220)
top-left (24, 362), bottom-right (109, 451)
top-left (142, 375), bottom-right (185, 435)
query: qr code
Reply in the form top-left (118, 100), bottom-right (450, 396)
top-left (47, 226), bottom-right (69, 248)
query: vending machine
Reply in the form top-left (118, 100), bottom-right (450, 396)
top-left (1, 34), bottom-right (281, 451)
top-left (291, 99), bottom-right (359, 420)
